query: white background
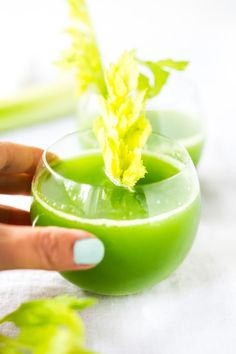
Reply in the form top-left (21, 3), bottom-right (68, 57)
top-left (0, 1), bottom-right (236, 353)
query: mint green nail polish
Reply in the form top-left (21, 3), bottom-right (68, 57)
top-left (73, 238), bottom-right (105, 265)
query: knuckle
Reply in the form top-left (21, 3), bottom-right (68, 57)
top-left (36, 227), bottom-right (64, 270)
top-left (0, 142), bottom-right (10, 172)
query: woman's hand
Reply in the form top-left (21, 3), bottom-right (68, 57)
top-left (0, 142), bottom-right (104, 271)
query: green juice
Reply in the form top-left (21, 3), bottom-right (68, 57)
top-left (146, 110), bottom-right (204, 166)
top-left (31, 151), bottom-right (200, 295)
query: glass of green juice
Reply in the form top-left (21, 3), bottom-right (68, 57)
top-left (31, 130), bottom-right (201, 296)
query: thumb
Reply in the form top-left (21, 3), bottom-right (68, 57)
top-left (0, 224), bottom-right (104, 271)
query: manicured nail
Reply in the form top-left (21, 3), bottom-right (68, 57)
top-left (73, 238), bottom-right (105, 265)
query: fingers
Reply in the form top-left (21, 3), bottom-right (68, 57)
top-left (0, 224), bottom-right (105, 271)
top-left (0, 173), bottom-right (32, 195)
top-left (0, 205), bottom-right (31, 225)
top-left (0, 142), bottom-right (43, 175)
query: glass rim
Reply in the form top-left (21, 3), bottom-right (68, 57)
top-left (32, 129), bottom-right (200, 226)
top-left (42, 129), bottom-right (193, 187)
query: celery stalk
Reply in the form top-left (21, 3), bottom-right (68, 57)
top-left (0, 81), bottom-right (77, 132)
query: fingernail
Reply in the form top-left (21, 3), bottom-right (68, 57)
top-left (73, 238), bottom-right (105, 265)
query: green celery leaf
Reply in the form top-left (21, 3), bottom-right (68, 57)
top-left (137, 58), bottom-right (189, 98)
top-left (57, 0), bottom-right (106, 97)
top-left (156, 59), bottom-right (189, 70)
top-left (94, 51), bottom-right (152, 189)
top-left (0, 296), bottom-right (96, 354)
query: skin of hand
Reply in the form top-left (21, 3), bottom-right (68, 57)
top-left (0, 142), bottom-right (104, 271)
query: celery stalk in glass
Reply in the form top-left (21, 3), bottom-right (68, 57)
top-left (58, 0), bottom-right (205, 165)
top-left (31, 52), bottom-right (201, 295)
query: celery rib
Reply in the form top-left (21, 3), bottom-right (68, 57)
top-left (0, 81), bottom-right (77, 132)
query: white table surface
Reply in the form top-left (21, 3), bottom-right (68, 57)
top-left (0, 1), bottom-right (236, 353)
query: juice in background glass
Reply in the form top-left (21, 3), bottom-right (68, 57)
top-left (146, 74), bottom-right (205, 166)
top-left (146, 110), bottom-right (204, 166)
top-left (31, 130), bottom-right (201, 296)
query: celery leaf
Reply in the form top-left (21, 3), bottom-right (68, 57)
top-left (57, 0), bottom-right (106, 96)
top-left (94, 51), bottom-right (152, 189)
top-left (0, 295), bottom-right (96, 354)
top-left (138, 58), bottom-right (189, 98)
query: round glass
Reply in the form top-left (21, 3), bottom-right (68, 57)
top-left (31, 130), bottom-right (201, 295)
